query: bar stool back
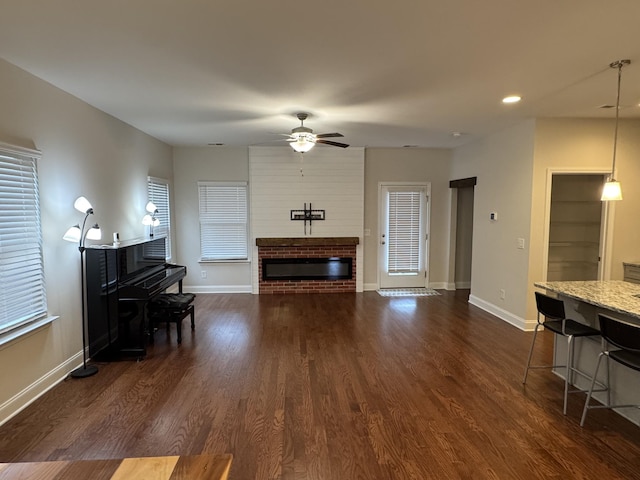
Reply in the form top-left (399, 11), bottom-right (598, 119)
top-left (580, 314), bottom-right (640, 426)
top-left (523, 292), bottom-right (603, 415)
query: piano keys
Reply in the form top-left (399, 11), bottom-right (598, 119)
top-left (85, 237), bottom-right (186, 359)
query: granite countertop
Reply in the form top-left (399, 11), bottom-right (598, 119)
top-left (534, 280), bottom-right (640, 319)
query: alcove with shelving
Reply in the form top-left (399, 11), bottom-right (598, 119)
top-left (547, 174), bottom-right (604, 281)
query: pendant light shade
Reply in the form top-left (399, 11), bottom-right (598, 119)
top-left (601, 180), bottom-right (622, 201)
top-left (601, 59), bottom-right (630, 201)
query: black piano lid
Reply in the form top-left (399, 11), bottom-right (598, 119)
top-left (86, 235), bottom-right (167, 250)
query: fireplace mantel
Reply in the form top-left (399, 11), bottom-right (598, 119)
top-left (256, 237), bottom-right (359, 247)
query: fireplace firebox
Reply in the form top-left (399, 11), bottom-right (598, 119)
top-left (262, 257), bottom-right (352, 281)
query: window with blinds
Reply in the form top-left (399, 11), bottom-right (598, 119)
top-left (198, 182), bottom-right (248, 261)
top-left (0, 144), bottom-right (47, 336)
top-left (387, 190), bottom-right (422, 274)
top-left (147, 177), bottom-right (171, 259)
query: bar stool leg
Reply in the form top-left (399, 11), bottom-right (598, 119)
top-left (564, 335), bottom-right (575, 415)
top-left (580, 352), bottom-right (605, 426)
top-left (523, 324), bottom-right (541, 384)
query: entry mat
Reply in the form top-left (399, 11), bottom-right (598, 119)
top-left (377, 288), bottom-right (441, 297)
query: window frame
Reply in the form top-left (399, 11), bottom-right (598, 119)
top-left (147, 176), bottom-right (171, 260)
top-left (198, 181), bottom-right (249, 262)
top-left (0, 142), bottom-right (52, 346)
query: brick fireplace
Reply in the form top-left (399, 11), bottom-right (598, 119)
top-left (256, 237), bottom-right (359, 294)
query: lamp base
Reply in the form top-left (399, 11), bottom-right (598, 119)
top-left (70, 364), bottom-right (99, 378)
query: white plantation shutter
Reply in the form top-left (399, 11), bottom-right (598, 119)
top-left (147, 177), bottom-right (171, 259)
top-left (198, 182), bottom-right (248, 261)
top-left (387, 190), bottom-right (422, 273)
top-left (0, 145), bottom-right (47, 335)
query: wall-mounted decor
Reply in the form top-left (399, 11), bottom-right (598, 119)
top-left (290, 203), bottom-right (325, 234)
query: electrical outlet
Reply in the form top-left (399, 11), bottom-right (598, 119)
top-left (499, 289), bottom-right (506, 300)
top-left (364, 229), bottom-right (371, 236)
top-left (517, 238), bottom-right (525, 249)
top-left (201, 270), bottom-right (207, 279)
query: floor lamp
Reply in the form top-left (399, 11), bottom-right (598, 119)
top-left (63, 196), bottom-right (102, 378)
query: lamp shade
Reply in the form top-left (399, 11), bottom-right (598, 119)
top-left (142, 214), bottom-right (160, 226)
top-left (63, 225), bottom-right (82, 243)
top-left (146, 201), bottom-right (158, 213)
top-left (73, 196), bottom-right (93, 214)
top-left (86, 224), bottom-right (102, 241)
top-left (601, 180), bottom-right (623, 201)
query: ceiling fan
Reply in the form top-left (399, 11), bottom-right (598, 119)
top-left (285, 113), bottom-right (349, 153)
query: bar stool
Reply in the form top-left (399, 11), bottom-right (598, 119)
top-left (581, 314), bottom-right (640, 426)
top-left (523, 292), bottom-right (603, 415)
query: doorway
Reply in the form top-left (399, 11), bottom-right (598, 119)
top-left (378, 183), bottom-right (430, 289)
top-left (449, 177), bottom-right (476, 291)
top-left (546, 173), bottom-right (606, 281)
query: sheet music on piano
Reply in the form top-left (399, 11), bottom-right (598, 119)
top-left (85, 237), bottom-right (187, 359)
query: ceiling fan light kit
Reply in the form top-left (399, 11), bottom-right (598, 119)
top-left (287, 113), bottom-right (349, 153)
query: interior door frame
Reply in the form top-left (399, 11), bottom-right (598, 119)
top-left (377, 182), bottom-right (431, 289)
top-left (542, 168), bottom-right (612, 281)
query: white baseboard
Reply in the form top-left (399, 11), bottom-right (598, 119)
top-left (468, 294), bottom-right (529, 330)
top-left (364, 283), bottom-right (378, 291)
top-left (0, 352), bottom-right (82, 426)
top-left (455, 281), bottom-right (471, 289)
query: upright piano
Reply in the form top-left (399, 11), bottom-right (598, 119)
top-left (85, 237), bottom-right (186, 359)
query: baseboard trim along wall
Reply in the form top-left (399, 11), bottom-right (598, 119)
top-left (468, 294), bottom-right (529, 331)
top-left (0, 352), bottom-right (82, 426)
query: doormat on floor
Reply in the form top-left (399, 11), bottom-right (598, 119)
top-left (377, 288), bottom-right (441, 297)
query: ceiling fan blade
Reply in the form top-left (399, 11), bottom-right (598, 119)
top-left (316, 132), bottom-right (344, 139)
top-left (317, 139), bottom-right (349, 148)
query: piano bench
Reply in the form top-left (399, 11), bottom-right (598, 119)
top-left (148, 293), bottom-right (196, 344)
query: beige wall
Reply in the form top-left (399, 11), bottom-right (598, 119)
top-left (172, 147), bottom-right (251, 292)
top-left (0, 58), bottom-right (172, 424)
top-left (528, 118), bottom-right (640, 321)
top-left (453, 117), bottom-right (640, 329)
top-left (363, 148), bottom-right (452, 290)
top-left (452, 121), bottom-right (536, 328)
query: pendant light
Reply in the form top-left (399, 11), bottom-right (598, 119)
top-left (601, 59), bottom-right (630, 201)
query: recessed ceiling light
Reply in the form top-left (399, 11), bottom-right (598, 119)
top-left (502, 95), bottom-right (522, 104)
top-left (451, 132), bottom-right (463, 138)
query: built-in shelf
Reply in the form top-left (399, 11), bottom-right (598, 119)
top-left (547, 174), bottom-right (604, 282)
top-left (549, 241), bottom-right (599, 248)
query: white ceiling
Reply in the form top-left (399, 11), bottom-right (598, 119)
top-left (1, 1), bottom-right (640, 149)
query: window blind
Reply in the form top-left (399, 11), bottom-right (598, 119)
top-left (147, 177), bottom-right (171, 259)
top-left (387, 190), bottom-right (422, 273)
top-left (198, 182), bottom-right (248, 261)
top-left (0, 146), bottom-right (47, 335)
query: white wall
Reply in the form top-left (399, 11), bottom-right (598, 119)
top-left (172, 147), bottom-right (251, 293)
top-left (249, 147), bottom-right (365, 292)
top-left (452, 121), bottom-right (536, 329)
top-left (363, 148), bottom-right (453, 290)
top-left (0, 58), bottom-right (172, 424)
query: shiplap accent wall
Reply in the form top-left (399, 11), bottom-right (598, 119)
top-left (249, 146), bottom-right (365, 293)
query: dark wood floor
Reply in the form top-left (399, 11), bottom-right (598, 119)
top-left (1, 290), bottom-right (639, 479)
